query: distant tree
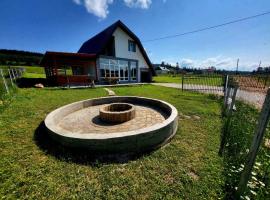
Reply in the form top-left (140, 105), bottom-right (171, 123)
top-left (161, 61), bottom-right (165, 67)
top-left (0, 49), bottom-right (43, 66)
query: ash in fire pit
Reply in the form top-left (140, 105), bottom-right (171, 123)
top-left (100, 103), bottom-right (135, 123)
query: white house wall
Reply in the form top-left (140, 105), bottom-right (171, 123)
top-left (113, 27), bottom-right (149, 82)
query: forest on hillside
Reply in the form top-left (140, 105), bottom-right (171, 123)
top-left (0, 49), bottom-right (43, 66)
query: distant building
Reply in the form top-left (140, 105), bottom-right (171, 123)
top-left (153, 64), bottom-right (170, 74)
top-left (202, 66), bottom-right (216, 74)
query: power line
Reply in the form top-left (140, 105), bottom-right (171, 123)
top-left (143, 11), bottom-right (270, 42)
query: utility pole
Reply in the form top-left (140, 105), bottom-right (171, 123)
top-left (258, 61), bottom-right (262, 71)
top-left (236, 58), bottom-right (239, 74)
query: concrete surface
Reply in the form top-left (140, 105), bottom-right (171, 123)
top-left (45, 96), bottom-right (178, 153)
top-left (152, 83), bottom-right (266, 108)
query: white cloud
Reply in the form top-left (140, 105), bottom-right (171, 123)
top-left (181, 58), bottom-right (194, 68)
top-left (73, 0), bottom-right (81, 5)
top-left (200, 56), bottom-right (235, 69)
top-left (73, 0), bottom-right (113, 19)
top-left (176, 56), bottom-right (270, 71)
top-left (124, 0), bottom-right (152, 9)
top-left (73, 0), bottom-right (152, 19)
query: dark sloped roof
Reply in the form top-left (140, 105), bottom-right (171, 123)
top-left (78, 21), bottom-right (117, 55)
top-left (40, 51), bottom-right (96, 67)
top-left (78, 20), bottom-right (155, 75)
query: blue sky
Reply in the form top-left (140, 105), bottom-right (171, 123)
top-left (0, 0), bottom-right (270, 71)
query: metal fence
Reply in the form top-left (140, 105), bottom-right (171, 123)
top-left (0, 67), bottom-right (24, 101)
top-left (233, 75), bottom-right (270, 93)
top-left (180, 74), bottom-right (268, 108)
top-left (219, 77), bottom-right (270, 199)
top-left (181, 74), bottom-right (225, 95)
top-left (178, 73), bottom-right (270, 198)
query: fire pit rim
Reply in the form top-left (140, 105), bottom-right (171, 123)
top-left (45, 96), bottom-right (178, 140)
top-left (100, 103), bottom-right (135, 114)
top-left (99, 103), bottom-right (136, 123)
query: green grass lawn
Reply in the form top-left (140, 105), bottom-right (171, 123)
top-left (0, 85), bottom-right (225, 199)
top-left (22, 66), bottom-right (46, 79)
top-left (22, 72), bottom-right (46, 79)
top-left (153, 74), bottom-right (224, 86)
top-left (0, 66), bottom-right (46, 79)
top-left (22, 66), bottom-right (45, 74)
top-left (153, 75), bottom-right (182, 83)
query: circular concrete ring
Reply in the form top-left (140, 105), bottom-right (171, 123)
top-left (44, 96), bottom-right (178, 153)
top-left (100, 103), bottom-right (135, 123)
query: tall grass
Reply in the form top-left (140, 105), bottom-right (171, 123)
top-left (223, 101), bottom-right (270, 199)
top-left (0, 69), bottom-right (17, 108)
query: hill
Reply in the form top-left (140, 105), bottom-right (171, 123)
top-left (0, 49), bottom-right (44, 66)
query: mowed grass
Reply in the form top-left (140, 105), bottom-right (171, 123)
top-left (21, 66), bottom-right (46, 79)
top-left (153, 74), bottom-right (224, 86)
top-left (0, 66), bottom-right (46, 79)
top-left (0, 85), bottom-right (225, 199)
top-left (153, 75), bottom-right (182, 83)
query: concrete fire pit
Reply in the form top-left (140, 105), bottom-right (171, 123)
top-left (44, 96), bottom-right (178, 153)
top-left (100, 103), bottom-right (135, 123)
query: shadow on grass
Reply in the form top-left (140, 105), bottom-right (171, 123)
top-left (34, 122), bottom-right (151, 166)
top-left (17, 78), bottom-right (48, 88)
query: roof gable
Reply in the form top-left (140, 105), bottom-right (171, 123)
top-left (78, 20), bottom-right (155, 75)
top-left (78, 21), bottom-right (118, 55)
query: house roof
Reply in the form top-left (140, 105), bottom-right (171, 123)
top-left (159, 67), bottom-right (170, 71)
top-left (40, 51), bottom-right (96, 67)
top-left (78, 20), bottom-right (155, 75)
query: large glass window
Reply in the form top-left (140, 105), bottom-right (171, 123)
top-left (130, 61), bottom-right (137, 81)
top-left (119, 60), bottom-right (129, 81)
top-left (99, 58), bottom-right (137, 82)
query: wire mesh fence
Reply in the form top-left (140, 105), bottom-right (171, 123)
top-left (233, 75), bottom-right (270, 93)
top-left (0, 67), bottom-right (24, 102)
top-left (179, 73), bottom-right (270, 198)
top-left (180, 74), bottom-right (268, 108)
top-left (219, 77), bottom-right (270, 199)
top-left (181, 74), bottom-right (225, 95)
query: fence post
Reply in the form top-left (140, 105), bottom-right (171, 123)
top-left (224, 87), bottom-right (231, 113)
top-left (181, 74), bottom-right (184, 91)
top-left (0, 69), bottom-right (9, 94)
top-left (8, 69), bottom-right (14, 86)
top-left (219, 86), bottom-right (238, 156)
top-left (228, 86), bottom-right (238, 115)
top-left (223, 75), bottom-right (229, 107)
top-left (236, 87), bottom-right (270, 198)
top-left (11, 68), bottom-right (16, 81)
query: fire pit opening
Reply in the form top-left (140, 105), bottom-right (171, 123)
top-left (105, 103), bottom-right (132, 112)
top-left (100, 103), bottom-right (136, 123)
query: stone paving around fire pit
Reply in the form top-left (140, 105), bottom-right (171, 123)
top-left (57, 104), bottom-right (166, 134)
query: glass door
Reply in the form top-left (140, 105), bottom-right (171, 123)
top-left (119, 60), bottom-right (129, 81)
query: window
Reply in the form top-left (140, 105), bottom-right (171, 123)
top-left (128, 40), bottom-right (136, 52)
top-left (130, 61), bottom-right (137, 81)
top-left (119, 60), bottom-right (129, 81)
top-left (99, 58), bottom-right (136, 82)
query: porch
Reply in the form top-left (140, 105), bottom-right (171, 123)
top-left (40, 52), bottom-right (97, 86)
